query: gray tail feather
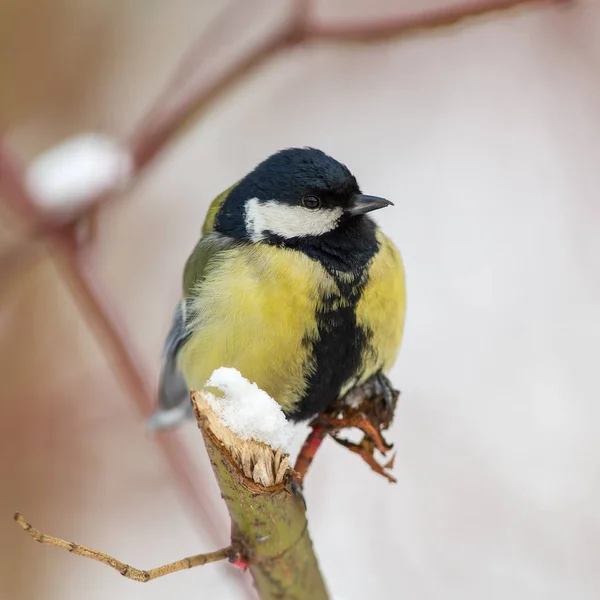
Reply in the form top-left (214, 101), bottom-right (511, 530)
top-left (146, 402), bottom-right (194, 431)
top-left (147, 300), bottom-right (193, 431)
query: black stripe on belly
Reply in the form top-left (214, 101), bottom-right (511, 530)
top-left (272, 216), bottom-right (380, 422)
top-left (290, 270), bottom-right (371, 421)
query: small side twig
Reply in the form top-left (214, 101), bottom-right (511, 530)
top-left (294, 425), bottom-right (328, 481)
top-left (14, 513), bottom-right (232, 583)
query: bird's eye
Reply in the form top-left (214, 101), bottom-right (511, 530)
top-left (302, 195), bottom-right (321, 209)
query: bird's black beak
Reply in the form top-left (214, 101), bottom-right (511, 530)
top-left (347, 194), bottom-right (394, 216)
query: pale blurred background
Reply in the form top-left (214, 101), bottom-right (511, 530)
top-left (2, 1), bottom-right (600, 599)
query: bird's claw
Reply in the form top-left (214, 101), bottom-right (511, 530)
top-left (315, 411), bottom-right (392, 454)
top-left (371, 372), bottom-right (397, 419)
top-left (294, 376), bottom-right (401, 483)
top-left (330, 435), bottom-right (397, 483)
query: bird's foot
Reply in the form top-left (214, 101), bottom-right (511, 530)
top-left (371, 372), bottom-right (397, 418)
top-left (314, 411), bottom-right (392, 454)
top-left (294, 375), bottom-right (400, 483)
top-left (331, 436), bottom-right (397, 484)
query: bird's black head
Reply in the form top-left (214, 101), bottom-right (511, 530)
top-left (214, 148), bottom-right (392, 242)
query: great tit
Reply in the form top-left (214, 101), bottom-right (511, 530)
top-left (148, 147), bottom-right (406, 430)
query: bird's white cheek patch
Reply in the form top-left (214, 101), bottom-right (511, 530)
top-left (245, 198), bottom-right (343, 241)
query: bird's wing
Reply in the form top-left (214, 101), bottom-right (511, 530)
top-left (200, 182), bottom-right (237, 236)
top-left (147, 233), bottom-right (239, 431)
top-left (147, 299), bottom-right (194, 430)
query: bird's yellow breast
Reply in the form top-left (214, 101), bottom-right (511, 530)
top-left (178, 243), bottom-right (339, 412)
top-left (355, 230), bottom-right (406, 383)
top-left (179, 230), bottom-right (406, 413)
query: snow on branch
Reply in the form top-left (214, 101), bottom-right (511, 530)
top-left (194, 369), bottom-right (295, 488)
top-left (25, 133), bottom-right (132, 212)
top-left (205, 367), bottom-right (295, 451)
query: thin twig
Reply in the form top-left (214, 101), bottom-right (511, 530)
top-left (129, 29), bottom-right (288, 171)
top-left (294, 425), bottom-right (327, 481)
top-left (0, 139), bottom-right (46, 226)
top-left (14, 513), bottom-right (231, 582)
top-left (311, 0), bottom-right (562, 42)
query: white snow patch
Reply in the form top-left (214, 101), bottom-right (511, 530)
top-left (26, 133), bottom-right (132, 211)
top-left (205, 367), bottom-right (295, 451)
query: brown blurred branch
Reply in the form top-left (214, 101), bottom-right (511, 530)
top-left (14, 513), bottom-right (232, 583)
top-left (0, 148), bottom-right (229, 550)
top-left (311, 0), bottom-right (566, 41)
top-left (130, 0), bottom-right (564, 174)
top-left (58, 243), bottom-right (228, 543)
top-left (2, 0), bottom-right (565, 241)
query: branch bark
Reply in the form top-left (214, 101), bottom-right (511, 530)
top-left (192, 391), bottom-right (330, 600)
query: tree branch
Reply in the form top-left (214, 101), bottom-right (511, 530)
top-left (294, 424), bottom-right (328, 482)
top-left (192, 391), bottom-right (330, 599)
top-left (130, 0), bottom-right (564, 175)
top-left (311, 0), bottom-right (563, 42)
top-left (14, 513), bottom-right (231, 583)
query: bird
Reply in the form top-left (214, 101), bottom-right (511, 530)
top-left (148, 147), bottom-right (406, 431)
